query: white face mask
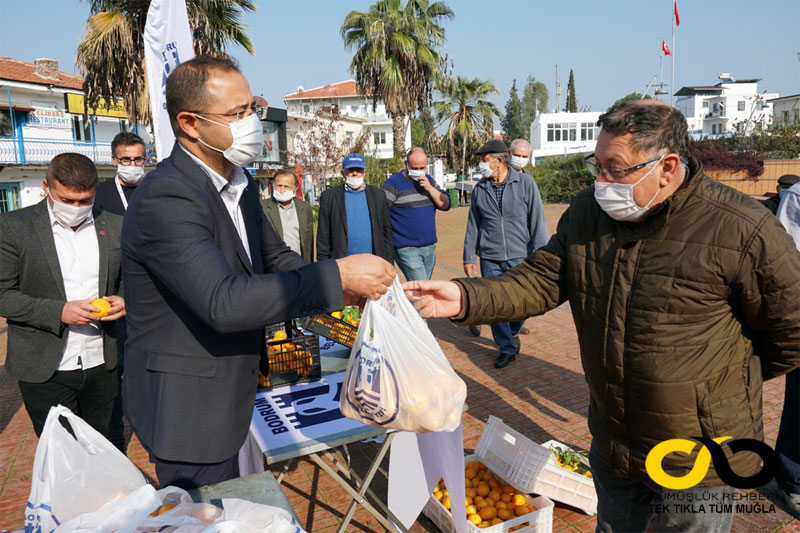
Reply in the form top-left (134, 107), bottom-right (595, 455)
top-left (478, 159), bottom-right (496, 179)
top-left (510, 155), bottom-right (528, 171)
top-left (273, 189), bottom-right (295, 203)
top-left (407, 169), bottom-right (426, 181)
top-left (117, 164), bottom-right (145, 185)
top-left (594, 155), bottom-right (665, 222)
top-left (49, 193), bottom-right (92, 228)
top-left (193, 112), bottom-right (265, 167)
top-left (345, 176), bottom-right (365, 190)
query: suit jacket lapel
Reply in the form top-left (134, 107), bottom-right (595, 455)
top-left (33, 201), bottom-right (66, 299)
top-left (171, 144), bottom-right (255, 275)
top-left (94, 210), bottom-right (109, 296)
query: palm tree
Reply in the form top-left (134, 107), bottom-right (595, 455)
top-left (431, 75), bottom-right (499, 176)
top-left (341, 0), bottom-right (454, 157)
top-left (76, 0), bottom-right (255, 126)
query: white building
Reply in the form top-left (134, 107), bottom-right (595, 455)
top-left (0, 57), bottom-right (152, 212)
top-left (529, 111), bottom-right (602, 165)
top-left (674, 74), bottom-right (778, 138)
top-left (283, 80), bottom-right (410, 162)
top-left (768, 93), bottom-right (800, 128)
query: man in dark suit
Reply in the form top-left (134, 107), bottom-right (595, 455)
top-left (261, 169), bottom-right (314, 262)
top-left (94, 131), bottom-right (147, 217)
top-left (93, 131), bottom-right (147, 452)
top-left (0, 153), bottom-right (125, 437)
top-left (121, 55), bottom-right (393, 490)
top-left (317, 153), bottom-right (394, 262)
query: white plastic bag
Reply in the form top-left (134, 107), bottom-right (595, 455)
top-left (340, 277), bottom-right (467, 432)
top-left (26, 405), bottom-right (149, 533)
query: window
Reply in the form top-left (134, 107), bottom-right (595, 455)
top-left (738, 101), bottom-right (745, 112)
top-left (0, 184), bottom-right (20, 213)
top-left (120, 119), bottom-right (136, 133)
top-left (72, 115), bottom-right (94, 141)
top-left (702, 101), bottom-right (709, 108)
top-left (580, 122), bottom-right (598, 141)
top-left (546, 123), bottom-right (577, 142)
top-left (303, 104), bottom-right (310, 113)
top-left (0, 109), bottom-right (12, 136)
top-left (346, 131), bottom-right (354, 142)
top-left (350, 105), bottom-right (359, 113)
top-left (374, 131), bottom-right (386, 145)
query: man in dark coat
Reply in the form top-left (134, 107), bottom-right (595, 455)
top-left (121, 56), bottom-right (393, 490)
top-left (316, 153), bottom-right (394, 262)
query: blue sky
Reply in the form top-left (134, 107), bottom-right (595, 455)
top-left (1, 0), bottom-right (798, 118)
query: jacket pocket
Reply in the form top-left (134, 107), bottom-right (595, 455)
top-left (145, 351), bottom-right (217, 378)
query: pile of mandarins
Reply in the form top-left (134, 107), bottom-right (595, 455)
top-left (433, 460), bottom-right (535, 530)
top-left (259, 330), bottom-right (315, 388)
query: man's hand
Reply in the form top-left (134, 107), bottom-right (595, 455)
top-left (61, 297), bottom-right (101, 325)
top-left (402, 280), bottom-right (463, 318)
top-left (463, 263), bottom-right (478, 277)
top-left (337, 254), bottom-right (395, 300)
top-left (100, 295), bottom-right (126, 321)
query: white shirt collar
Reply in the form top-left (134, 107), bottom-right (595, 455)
top-left (178, 143), bottom-right (248, 193)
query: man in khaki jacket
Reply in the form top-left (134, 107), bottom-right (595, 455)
top-left (405, 100), bottom-right (800, 531)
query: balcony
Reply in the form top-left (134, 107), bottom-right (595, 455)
top-left (0, 136), bottom-right (113, 165)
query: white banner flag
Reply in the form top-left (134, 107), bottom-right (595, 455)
top-left (143, 0), bottom-right (194, 161)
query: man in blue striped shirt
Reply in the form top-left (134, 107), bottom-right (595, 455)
top-left (382, 148), bottom-right (450, 281)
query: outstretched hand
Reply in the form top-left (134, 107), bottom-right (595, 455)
top-left (402, 280), bottom-right (463, 318)
top-left (337, 254), bottom-right (395, 301)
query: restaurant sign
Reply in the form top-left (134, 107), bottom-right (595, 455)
top-left (27, 109), bottom-right (71, 129)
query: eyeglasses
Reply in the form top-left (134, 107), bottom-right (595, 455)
top-left (188, 104), bottom-right (260, 121)
top-left (115, 156), bottom-right (146, 166)
top-left (584, 154), bottom-right (664, 181)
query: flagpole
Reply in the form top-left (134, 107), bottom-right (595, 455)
top-left (671, 2), bottom-right (676, 106)
top-left (659, 39), bottom-right (663, 101)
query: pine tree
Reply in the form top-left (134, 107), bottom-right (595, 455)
top-left (521, 76), bottom-right (549, 128)
top-left (566, 69), bottom-right (578, 112)
top-left (501, 79), bottom-right (525, 142)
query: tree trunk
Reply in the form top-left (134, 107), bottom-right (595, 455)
top-left (392, 114), bottom-right (406, 158)
top-left (461, 135), bottom-right (467, 177)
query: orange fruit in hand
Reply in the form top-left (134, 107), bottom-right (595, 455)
top-left (90, 298), bottom-right (111, 318)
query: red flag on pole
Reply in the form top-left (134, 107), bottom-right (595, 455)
top-left (674, 0), bottom-right (680, 26)
top-left (662, 39), bottom-right (672, 56)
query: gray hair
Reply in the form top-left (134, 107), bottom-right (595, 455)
top-left (489, 152), bottom-right (508, 164)
top-left (509, 139), bottom-right (530, 153)
top-left (597, 100), bottom-right (689, 159)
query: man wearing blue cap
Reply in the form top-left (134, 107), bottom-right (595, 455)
top-left (317, 153), bottom-right (394, 262)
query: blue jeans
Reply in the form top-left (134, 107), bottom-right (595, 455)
top-left (589, 443), bottom-right (735, 532)
top-left (479, 258), bottom-right (526, 356)
top-left (776, 368), bottom-right (800, 494)
top-left (395, 244), bottom-right (436, 281)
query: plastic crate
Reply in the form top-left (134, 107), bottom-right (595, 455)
top-left (422, 454), bottom-right (554, 533)
top-left (474, 416), bottom-right (597, 515)
top-left (258, 322), bottom-right (321, 390)
top-left (297, 313), bottom-right (358, 348)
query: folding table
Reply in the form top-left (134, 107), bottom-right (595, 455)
top-left (243, 344), bottom-right (409, 532)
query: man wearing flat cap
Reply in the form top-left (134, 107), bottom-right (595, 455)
top-left (762, 174), bottom-right (800, 215)
top-left (462, 139), bottom-right (548, 368)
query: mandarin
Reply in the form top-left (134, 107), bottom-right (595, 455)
top-left (468, 514), bottom-right (482, 525)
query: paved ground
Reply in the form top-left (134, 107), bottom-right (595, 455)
top-left (0, 203), bottom-right (797, 532)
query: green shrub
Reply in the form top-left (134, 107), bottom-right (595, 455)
top-left (529, 154), bottom-right (595, 203)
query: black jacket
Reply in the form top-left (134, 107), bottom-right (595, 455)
top-left (94, 177), bottom-right (137, 217)
top-left (316, 184), bottom-right (394, 262)
top-left (121, 143), bottom-right (344, 463)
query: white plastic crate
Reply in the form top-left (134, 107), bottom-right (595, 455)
top-left (473, 416), bottom-right (597, 515)
top-left (422, 454), bottom-right (554, 533)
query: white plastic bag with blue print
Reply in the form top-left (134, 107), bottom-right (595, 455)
top-left (340, 277), bottom-right (467, 433)
top-left (25, 405), bottom-right (149, 533)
